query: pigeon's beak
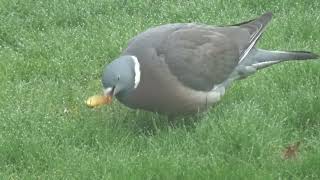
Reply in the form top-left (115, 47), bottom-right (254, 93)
top-left (86, 87), bottom-right (114, 108)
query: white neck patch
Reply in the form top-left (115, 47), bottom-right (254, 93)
top-left (130, 56), bottom-right (141, 89)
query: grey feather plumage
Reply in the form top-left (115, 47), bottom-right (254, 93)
top-left (102, 12), bottom-right (318, 115)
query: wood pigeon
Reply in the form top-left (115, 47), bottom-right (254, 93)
top-left (86, 12), bottom-right (318, 115)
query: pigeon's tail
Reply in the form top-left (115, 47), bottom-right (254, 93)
top-left (244, 49), bottom-right (319, 70)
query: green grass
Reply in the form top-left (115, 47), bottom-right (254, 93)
top-left (1, 0), bottom-right (320, 179)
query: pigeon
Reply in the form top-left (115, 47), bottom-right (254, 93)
top-left (86, 12), bottom-right (318, 115)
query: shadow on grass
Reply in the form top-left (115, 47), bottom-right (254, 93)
top-left (122, 110), bottom-right (207, 136)
top-left (82, 100), bottom-right (210, 138)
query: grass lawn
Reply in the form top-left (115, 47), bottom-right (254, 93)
top-left (1, 0), bottom-right (320, 179)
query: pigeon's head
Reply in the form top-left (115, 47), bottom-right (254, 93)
top-left (102, 55), bottom-right (140, 97)
top-left (86, 56), bottom-right (140, 108)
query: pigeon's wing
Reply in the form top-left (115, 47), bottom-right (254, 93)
top-left (232, 12), bottom-right (273, 62)
top-left (160, 13), bottom-right (272, 91)
top-left (159, 25), bottom-right (247, 91)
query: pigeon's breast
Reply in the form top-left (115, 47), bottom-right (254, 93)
top-left (116, 54), bottom-right (224, 115)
